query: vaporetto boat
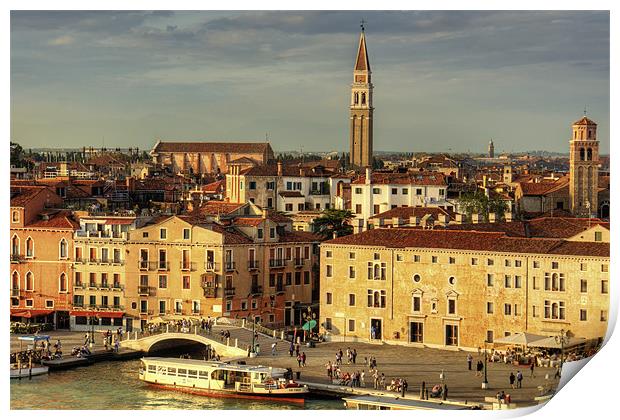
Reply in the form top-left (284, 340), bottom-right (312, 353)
top-left (139, 357), bottom-right (309, 402)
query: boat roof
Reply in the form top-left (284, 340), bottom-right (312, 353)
top-left (141, 357), bottom-right (288, 374)
top-left (18, 335), bottom-right (51, 342)
top-left (343, 395), bottom-right (479, 410)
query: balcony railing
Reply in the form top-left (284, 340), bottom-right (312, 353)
top-left (139, 261), bottom-right (157, 271)
top-left (99, 283), bottom-right (110, 290)
top-left (111, 284), bottom-right (123, 291)
top-left (269, 258), bottom-right (286, 268)
top-left (10, 254), bottom-right (25, 263)
top-left (75, 230), bottom-right (127, 240)
top-left (251, 284), bottom-right (263, 295)
top-left (294, 258), bottom-right (305, 267)
top-left (73, 283), bottom-right (84, 290)
top-left (248, 260), bottom-right (260, 270)
top-left (180, 261), bottom-right (197, 271)
top-left (224, 261), bottom-right (236, 271)
top-left (138, 285), bottom-right (155, 296)
top-left (157, 261), bottom-right (170, 271)
top-left (224, 287), bottom-right (236, 296)
top-left (204, 261), bottom-right (218, 272)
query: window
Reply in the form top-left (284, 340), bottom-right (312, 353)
top-left (532, 276), bottom-right (539, 290)
top-left (413, 255), bottom-right (420, 263)
top-left (486, 330), bottom-right (494, 343)
top-left (396, 254), bottom-right (403, 262)
top-left (354, 187), bottom-right (362, 194)
top-left (267, 198), bottom-right (273, 208)
top-left (471, 258), bottom-right (478, 266)
top-left (349, 252), bottom-right (356, 259)
top-left (160, 228), bottom-right (167, 240)
top-left (349, 294), bottom-right (356, 306)
top-left (326, 265), bottom-right (333, 277)
top-left (348, 266), bottom-right (356, 279)
top-left (45, 300), bottom-right (54, 309)
top-left (326, 250), bottom-right (332, 258)
top-left (75, 272), bottom-right (82, 287)
top-left (25, 272), bottom-right (34, 291)
top-left (373, 204), bottom-right (380, 215)
top-left (413, 274), bottom-right (421, 283)
top-left (269, 228), bottom-right (276, 239)
top-left (25, 237), bottom-right (34, 258)
top-left (249, 181), bottom-right (256, 190)
top-left (580, 310), bottom-right (587, 321)
top-left (142, 232), bottom-right (149, 238)
top-left (448, 257), bottom-right (455, 264)
top-left (326, 292), bottom-right (333, 304)
top-left (514, 304), bottom-right (519, 316)
top-left (159, 300), bottom-right (166, 315)
top-left (59, 273), bottom-right (67, 292)
top-left (551, 261), bottom-right (559, 269)
top-left (285, 272), bottom-right (292, 286)
top-left (448, 276), bottom-right (456, 285)
top-left (602, 264), bottom-right (608, 273)
top-left (515, 260), bottom-right (522, 268)
top-left (59, 238), bottom-right (68, 259)
top-left (372, 188), bottom-right (381, 194)
top-left (505, 259), bottom-right (511, 267)
top-left (601, 280), bottom-right (609, 294)
top-left (413, 296), bottom-right (421, 312)
top-left (487, 274), bottom-right (494, 287)
top-left (532, 305), bottom-right (538, 317)
top-left (514, 275), bottom-right (522, 289)
top-left (544, 272), bottom-right (565, 291)
top-left (447, 298), bottom-right (456, 315)
top-left (391, 188), bottom-right (398, 195)
top-left (580, 279), bottom-right (587, 293)
top-left (533, 261), bottom-right (540, 268)
top-left (12, 210), bottom-right (19, 223)
top-left (486, 302), bottom-right (494, 314)
top-left (294, 272), bottom-right (301, 285)
top-left (182, 276), bottom-right (190, 289)
top-left (439, 189), bottom-right (445, 196)
top-left (285, 203), bottom-right (293, 212)
top-left (411, 322), bottom-right (423, 343)
top-left (504, 304), bottom-right (512, 315)
top-left (402, 188), bottom-right (408, 195)
top-left (544, 300), bottom-right (566, 320)
top-left (601, 310), bottom-right (608, 322)
top-left (431, 256), bottom-right (438, 264)
top-left (487, 258), bottom-right (494, 266)
top-left (298, 203), bottom-right (305, 211)
top-left (504, 275), bottom-right (511, 288)
top-left (257, 229), bottom-right (263, 239)
top-left (25, 299), bottom-right (34, 308)
top-left (367, 289), bottom-right (387, 308)
top-left (159, 275), bottom-right (167, 289)
top-left (595, 231), bottom-right (602, 242)
top-left (373, 253), bottom-right (380, 260)
top-left (580, 263), bottom-right (587, 271)
top-left (348, 319), bottom-right (355, 332)
top-left (416, 188), bottom-right (422, 196)
top-left (241, 301), bottom-right (247, 310)
top-left (183, 228), bottom-right (190, 240)
top-left (367, 262), bottom-right (386, 280)
top-left (325, 318), bottom-right (332, 330)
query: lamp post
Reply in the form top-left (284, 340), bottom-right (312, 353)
top-left (554, 329), bottom-right (569, 379)
top-left (482, 340), bottom-right (489, 389)
top-left (250, 313), bottom-right (256, 354)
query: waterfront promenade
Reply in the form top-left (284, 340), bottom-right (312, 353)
top-left (10, 330), bottom-right (559, 407)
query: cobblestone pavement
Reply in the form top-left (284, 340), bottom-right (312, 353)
top-left (237, 340), bottom-right (560, 406)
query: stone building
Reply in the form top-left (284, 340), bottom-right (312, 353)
top-left (569, 116), bottom-right (599, 217)
top-left (150, 141), bottom-right (274, 175)
top-left (319, 218), bottom-right (609, 350)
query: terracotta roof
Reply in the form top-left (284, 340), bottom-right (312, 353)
top-left (325, 228), bottom-right (608, 257)
top-left (573, 116), bottom-right (597, 126)
top-left (153, 141), bottom-right (272, 154)
top-left (279, 191), bottom-right (304, 198)
top-left (232, 217), bottom-right (264, 227)
top-left (202, 179), bottom-right (226, 194)
top-left (10, 186), bottom-right (48, 207)
top-left (210, 224), bottom-right (253, 244)
top-left (518, 182), bottom-right (560, 196)
top-left (351, 172), bottom-right (447, 186)
top-left (190, 201), bottom-right (245, 217)
top-left (354, 31), bottom-right (370, 72)
top-left (278, 230), bottom-right (322, 243)
top-left (27, 211), bottom-right (79, 230)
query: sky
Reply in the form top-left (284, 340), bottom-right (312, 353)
top-left (10, 10), bottom-right (610, 154)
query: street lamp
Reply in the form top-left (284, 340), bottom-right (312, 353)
top-left (482, 340), bottom-right (489, 389)
top-left (554, 329), bottom-right (569, 378)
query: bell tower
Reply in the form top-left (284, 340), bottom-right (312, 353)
top-left (349, 23), bottom-right (374, 169)
top-left (569, 113), bottom-right (599, 217)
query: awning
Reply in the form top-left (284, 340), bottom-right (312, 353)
top-left (527, 336), bottom-right (588, 349)
top-left (493, 332), bottom-right (548, 346)
top-left (69, 310), bottom-right (124, 319)
top-left (10, 309), bottom-right (54, 318)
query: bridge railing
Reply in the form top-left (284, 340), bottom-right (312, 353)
top-left (217, 317), bottom-right (285, 340)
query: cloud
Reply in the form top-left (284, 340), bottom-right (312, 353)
top-left (48, 35), bottom-right (75, 46)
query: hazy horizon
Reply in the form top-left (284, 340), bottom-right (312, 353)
top-left (11, 11), bottom-right (610, 154)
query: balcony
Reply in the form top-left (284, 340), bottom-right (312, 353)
top-left (294, 258), bottom-right (305, 267)
top-left (10, 254), bottom-right (25, 263)
top-left (138, 285), bottom-right (155, 296)
top-left (224, 261), bottom-right (236, 272)
top-left (250, 284), bottom-right (263, 295)
top-left (180, 261), bottom-right (196, 271)
top-left (73, 283), bottom-right (85, 290)
top-left (204, 261), bottom-right (218, 272)
top-left (139, 261), bottom-right (157, 271)
top-left (98, 283), bottom-right (110, 290)
top-left (202, 285), bottom-right (218, 298)
top-left (111, 258), bottom-right (125, 266)
top-left (269, 258), bottom-right (286, 268)
top-left (157, 261), bottom-right (170, 271)
top-left (224, 287), bottom-right (236, 296)
top-left (87, 283), bottom-right (98, 290)
top-left (248, 260), bottom-right (260, 271)
top-left (111, 284), bottom-right (123, 291)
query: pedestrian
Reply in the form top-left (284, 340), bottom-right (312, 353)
top-left (84, 333), bottom-right (89, 346)
top-left (370, 325), bottom-right (376, 340)
top-left (295, 343), bottom-right (300, 357)
top-left (402, 378), bottom-right (408, 394)
top-left (476, 360), bottom-right (484, 377)
top-left (509, 372), bottom-right (516, 389)
top-left (360, 370), bottom-right (365, 387)
top-left (247, 345), bottom-right (251, 357)
top-left (301, 352), bottom-right (307, 367)
top-left (297, 354), bottom-right (302, 367)
top-left (352, 348), bottom-right (357, 364)
top-left (289, 342), bottom-right (294, 357)
top-left (530, 361), bottom-right (535, 378)
top-left (114, 337), bottom-right (119, 353)
top-left (271, 342), bottom-right (277, 356)
top-left (516, 370), bottom-right (523, 388)
top-left (326, 361), bottom-right (333, 379)
top-left (467, 353), bottom-right (473, 370)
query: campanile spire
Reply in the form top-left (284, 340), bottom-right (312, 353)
top-left (349, 27), bottom-right (374, 168)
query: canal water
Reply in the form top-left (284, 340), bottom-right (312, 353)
top-left (10, 359), bottom-right (343, 410)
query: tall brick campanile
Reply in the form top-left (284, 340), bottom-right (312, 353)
top-left (569, 114), bottom-right (599, 217)
top-left (349, 27), bottom-right (374, 169)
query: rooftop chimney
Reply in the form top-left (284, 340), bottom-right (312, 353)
top-left (365, 167), bottom-right (372, 185)
top-left (277, 161), bottom-right (283, 177)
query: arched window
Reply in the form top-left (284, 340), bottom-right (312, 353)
top-left (373, 264), bottom-right (380, 279)
top-left (59, 238), bottom-right (68, 259)
top-left (25, 272), bottom-right (34, 291)
top-left (361, 92), bottom-right (366, 105)
top-left (552, 273), bottom-right (559, 291)
top-left (551, 302), bottom-right (559, 319)
top-left (587, 148), bottom-right (592, 161)
top-left (354, 92), bottom-right (359, 104)
top-left (11, 271), bottom-right (20, 293)
top-left (25, 237), bottom-right (34, 258)
top-left (373, 291), bottom-right (380, 307)
top-left (588, 130), bottom-right (592, 139)
top-left (11, 235), bottom-right (20, 256)
top-left (12, 211), bottom-right (19, 223)
top-left (579, 148), bottom-right (585, 161)
top-left (59, 273), bottom-right (67, 292)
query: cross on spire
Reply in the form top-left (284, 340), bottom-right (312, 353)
top-left (360, 19), bottom-right (366, 32)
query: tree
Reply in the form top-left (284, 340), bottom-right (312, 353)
top-left (313, 208), bottom-right (354, 239)
top-left (10, 142), bottom-right (24, 166)
top-left (457, 191), bottom-right (508, 222)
